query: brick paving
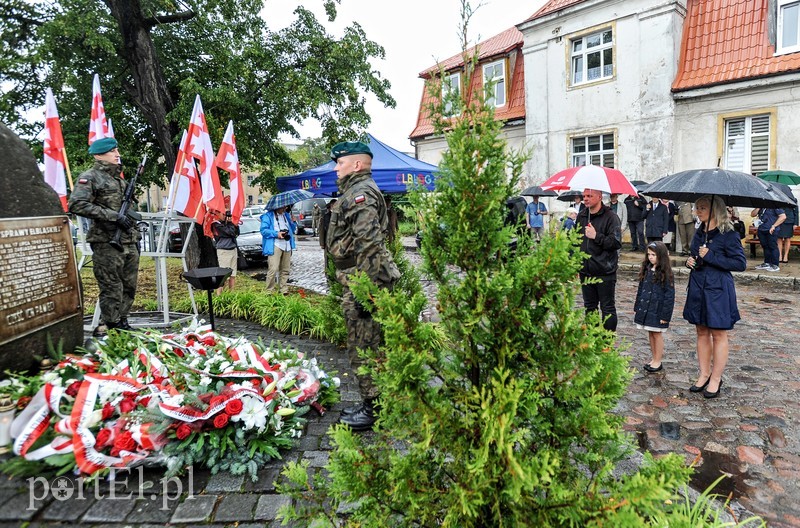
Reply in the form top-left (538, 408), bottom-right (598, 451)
top-left (1, 236), bottom-right (798, 526)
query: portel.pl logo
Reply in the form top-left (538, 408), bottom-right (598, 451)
top-left (28, 466), bottom-right (194, 510)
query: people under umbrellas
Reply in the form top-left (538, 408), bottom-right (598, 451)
top-left (644, 198), bottom-right (670, 243)
top-left (751, 206), bottom-right (786, 272)
top-left (684, 196), bottom-right (746, 398)
top-left (525, 195), bottom-right (548, 241)
top-left (576, 188), bottom-right (622, 332)
top-left (624, 194), bottom-right (646, 251)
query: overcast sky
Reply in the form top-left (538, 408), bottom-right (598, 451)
top-left (264, 0), bottom-right (547, 151)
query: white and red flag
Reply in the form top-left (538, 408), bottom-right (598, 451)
top-left (167, 130), bottom-right (205, 223)
top-left (186, 95), bottom-right (225, 214)
top-left (43, 88), bottom-right (69, 211)
top-left (88, 74), bottom-right (112, 145)
top-left (215, 120), bottom-right (244, 224)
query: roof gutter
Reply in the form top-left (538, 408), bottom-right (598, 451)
top-left (673, 71), bottom-right (800, 100)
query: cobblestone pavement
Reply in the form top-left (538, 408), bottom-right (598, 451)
top-left (1, 236), bottom-right (799, 526)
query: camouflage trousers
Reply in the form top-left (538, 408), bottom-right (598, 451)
top-left (338, 273), bottom-right (383, 400)
top-left (91, 242), bottom-right (139, 325)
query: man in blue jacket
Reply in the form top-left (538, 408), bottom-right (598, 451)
top-left (261, 205), bottom-right (297, 293)
top-left (577, 188), bottom-right (622, 331)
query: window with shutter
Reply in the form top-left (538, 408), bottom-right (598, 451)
top-left (724, 115), bottom-right (771, 174)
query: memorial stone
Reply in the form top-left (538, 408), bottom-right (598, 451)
top-left (0, 122), bottom-right (83, 373)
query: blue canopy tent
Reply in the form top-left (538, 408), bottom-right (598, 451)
top-left (276, 134), bottom-right (439, 195)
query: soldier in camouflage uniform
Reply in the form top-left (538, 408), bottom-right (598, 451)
top-left (68, 138), bottom-right (141, 337)
top-left (326, 141), bottom-right (401, 431)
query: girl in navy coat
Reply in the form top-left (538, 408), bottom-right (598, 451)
top-left (634, 241), bottom-right (675, 372)
top-left (684, 195), bottom-right (747, 399)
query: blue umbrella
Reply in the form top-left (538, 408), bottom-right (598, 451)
top-left (264, 189), bottom-right (314, 211)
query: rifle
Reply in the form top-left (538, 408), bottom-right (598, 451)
top-left (109, 154), bottom-right (147, 251)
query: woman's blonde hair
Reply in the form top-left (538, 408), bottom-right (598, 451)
top-left (695, 195), bottom-right (733, 233)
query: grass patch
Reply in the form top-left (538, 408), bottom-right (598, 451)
top-left (79, 256), bottom-right (346, 343)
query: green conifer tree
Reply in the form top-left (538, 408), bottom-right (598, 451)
top-left (277, 10), bottom-right (736, 526)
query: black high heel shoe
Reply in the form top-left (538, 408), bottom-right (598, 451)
top-left (703, 379), bottom-right (723, 399)
top-left (689, 376), bottom-right (711, 393)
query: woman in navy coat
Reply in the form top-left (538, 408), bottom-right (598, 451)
top-left (684, 195), bottom-right (747, 398)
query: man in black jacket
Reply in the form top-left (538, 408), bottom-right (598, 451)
top-left (577, 188), bottom-right (622, 331)
top-left (624, 194), bottom-right (646, 251)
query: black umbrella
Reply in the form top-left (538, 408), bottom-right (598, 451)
top-left (520, 185), bottom-right (557, 197)
top-left (557, 190), bottom-right (584, 202)
top-left (643, 168), bottom-right (796, 208)
top-left (630, 180), bottom-right (649, 193)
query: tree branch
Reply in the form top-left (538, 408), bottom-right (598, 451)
top-left (142, 10), bottom-right (195, 29)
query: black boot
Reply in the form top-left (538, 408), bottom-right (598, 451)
top-left (117, 318), bottom-right (133, 331)
top-left (92, 321), bottom-right (116, 338)
top-left (340, 402), bottom-right (364, 416)
top-left (339, 399), bottom-right (378, 431)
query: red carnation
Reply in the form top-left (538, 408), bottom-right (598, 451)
top-left (200, 335), bottom-right (217, 346)
top-left (224, 399), bottom-right (243, 415)
top-left (65, 381), bottom-right (81, 397)
top-left (123, 391), bottom-right (138, 399)
top-left (139, 397), bottom-right (151, 408)
top-left (213, 413), bottom-right (230, 428)
top-left (113, 431), bottom-right (137, 452)
top-left (95, 428), bottom-right (113, 449)
top-left (101, 402), bottom-right (115, 420)
top-left (119, 398), bottom-right (137, 414)
top-left (173, 347), bottom-right (185, 358)
top-left (175, 424), bottom-right (192, 440)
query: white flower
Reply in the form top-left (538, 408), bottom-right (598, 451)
top-left (331, 377), bottom-right (341, 388)
top-left (198, 376), bottom-right (212, 388)
top-left (230, 396), bottom-right (267, 431)
top-left (162, 394), bottom-right (184, 407)
top-left (218, 361), bottom-right (232, 372)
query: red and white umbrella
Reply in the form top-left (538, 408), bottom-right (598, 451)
top-left (541, 165), bottom-right (638, 196)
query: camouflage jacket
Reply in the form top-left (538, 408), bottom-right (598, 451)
top-left (326, 170), bottom-right (400, 286)
top-left (68, 161), bottom-right (140, 244)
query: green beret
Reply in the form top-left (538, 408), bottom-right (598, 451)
top-left (330, 141), bottom-right (372, 161)
top-left (88, 137), bottom-right (118, 155)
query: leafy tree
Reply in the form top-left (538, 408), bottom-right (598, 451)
top-left (272, 9), bottom-right (725, 526)
top-left (0, 0), bottom-right (394, 189)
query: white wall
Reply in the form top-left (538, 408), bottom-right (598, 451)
top-left (414, 123), bottom-right (529, 174)
top-left (520, 0), bottom-right (687, 184)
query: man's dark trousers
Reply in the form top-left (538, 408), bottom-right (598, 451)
top-left (580, 273), bottom-right (617, 331)
top-left (628, 220), bottom-right (644, 250)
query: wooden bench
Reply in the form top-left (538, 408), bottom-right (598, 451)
top-left (747, 225), bottom-right (800, 258)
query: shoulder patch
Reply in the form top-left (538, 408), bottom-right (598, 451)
top-left (354, 195), bottom-right (366, 204)
top-left (78, 178), bottom-right (89, 184)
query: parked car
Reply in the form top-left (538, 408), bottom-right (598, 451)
top-left (236, 217), bottom-right (267, 269)
top-left (292, 198), bottom-right (330, 234)
top-left (242, 206), bottom-right (264, 218)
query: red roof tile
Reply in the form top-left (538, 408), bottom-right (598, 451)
top-left (673, 0), bottom-right (800, 91)
top-left (419, 27), bottom-right (524, 77)
top-left (526, 0), bottom-right (590, 21)
top-left (410, 47), bottom-right (526, 140)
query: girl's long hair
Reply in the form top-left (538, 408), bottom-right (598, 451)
top-left (638, 241), bottom-right (674, 286)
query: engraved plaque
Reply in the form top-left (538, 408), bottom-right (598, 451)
top-left (0, 216), bottom-right (81, 345)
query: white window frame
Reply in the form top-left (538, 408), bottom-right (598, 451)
top-left (723, 115), bottom-right (771, 174)
top-left (777, 0), bottom-right (800, 55)
top-left (570, 28), bottom-right (614, 85)
top-left (482, 60), bottom-right (506, 107)
top-left (442, 72), bottom-right (461, 116)
top-left (570, 133), bottom-right (616, 168)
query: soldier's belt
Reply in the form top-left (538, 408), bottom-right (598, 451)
top-left (333, 257), bottom-right (357, 270)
